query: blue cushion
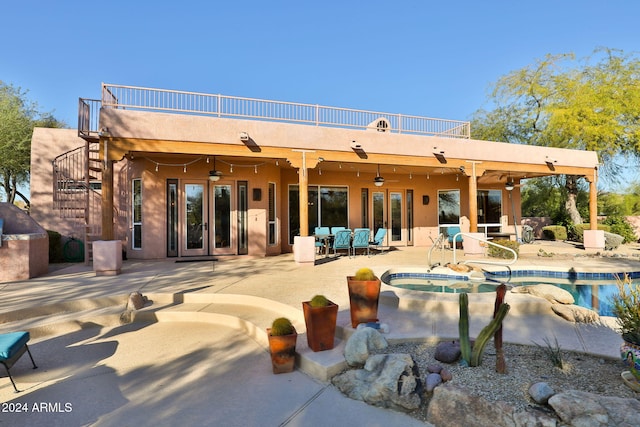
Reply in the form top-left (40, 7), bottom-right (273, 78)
top-left (0, 331), bottom-right (30, 361)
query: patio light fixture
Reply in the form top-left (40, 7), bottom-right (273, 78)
top-left (374, 165), bottom-right (384, 187)
top-left (208, 156), bottom-right (223, 182)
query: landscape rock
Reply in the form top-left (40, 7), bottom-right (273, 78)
top-left (528, 382), bottom-right (555, 404)
top-left (127, 291), bottom-right (148, 310)
top-left (332, 353), bottom-right (422, 412)
top-left (343, 327), bottom-right (388, 366)
top-left (511, 284), bottom-right (575, 304)
top-left (434, 340), bottom-right (461, 363)
top-left (427, 384), bottom-right (556, 427)
top-left (425, 373), bottom-right (443, 392)
top-left (548, 389), bottom-right (640, 427)
top-left (551, 304), bottom-right (600, 323)
top-left (604, 232), bottom-right (624, 250)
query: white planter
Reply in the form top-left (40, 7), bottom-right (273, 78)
top-left (93, 240), bottom-right (123, 276)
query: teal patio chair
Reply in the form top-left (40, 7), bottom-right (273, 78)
top-left (314, 226), bottom-right (331, 254)
top-left (368, 228), bottom-right (387, 254)
top-left (352, 228), bottom-right (371, 256)
top-left (330, 226), bottom-right (346, 235)
top-left (447, 226), bottom-right (463, 248)
top-left (333, 229), bottom-right (352, 257)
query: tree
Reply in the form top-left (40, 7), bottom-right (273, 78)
top-left (471, 49), bottom-right (640, 224)
top-left (0, 81), bottom-right (65, 208)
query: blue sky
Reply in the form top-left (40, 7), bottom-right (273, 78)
top-left (2, 0), bottom-right (639, 189)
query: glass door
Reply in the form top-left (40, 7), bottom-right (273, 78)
top-left (210, 184), bottom-right (233, 255)
top-left (389, 191), bottom-right (404, 245)
top-left (237, 181), bottom-right (248, 255)
top-left (183, 182), bottom-right (207, 256)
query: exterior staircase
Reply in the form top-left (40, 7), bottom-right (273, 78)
top-left (52, 139), bottom-right (102, 263)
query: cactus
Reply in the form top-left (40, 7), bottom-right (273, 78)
top-left (470, 303), bottom-right (510, 367)
top-left (270, 317), bottom-right (295, 336)
top-left (354, 267), bottom-right (376, 281)
top-left (494, 284), bottom-right (508, 373)
top-left (458, 291), bottom-right (511, 368)
top-left (459, 293), bottom-right (471, 366)
top-left (310, 294), bottom-right (330, 308)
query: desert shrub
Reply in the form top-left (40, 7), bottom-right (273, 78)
top-left (488, 239), bottom-right (520, 259)
top-left (602, 215), bottom-right (638, 244)
top-left (572, 223), bottom-right (611, 243)
top-left (542, 225), bottom-right (567, 241)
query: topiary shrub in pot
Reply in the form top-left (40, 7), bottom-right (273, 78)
top-left (302, 295), bottom-right (338, 352)
top-left (346, 267), bottom-right (381, 328)
top-left (267, 317), bottom-right (297, 374)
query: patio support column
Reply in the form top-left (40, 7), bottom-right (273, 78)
top-left (289, 150), bottom-right (321, 264)
top-left (466, 161), bottom-right (482, 233)
top-left (588, 169), bottom-right (598, 229)
top-left (101, 141), bottom-right (115, 241)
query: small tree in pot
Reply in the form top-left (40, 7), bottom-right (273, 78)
top-left (347, 267), bottom-right (381, 328)
top-left (302, 295), bottom-right (338, 352)
top-left (267, 317), bottom-right (297, 374)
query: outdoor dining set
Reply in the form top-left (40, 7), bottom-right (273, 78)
top-left (313, 227), bottom-right (387, 258)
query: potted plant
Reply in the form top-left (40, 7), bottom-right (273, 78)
top-left (267, 317), bottom-right (297, 374)
top-left (347, 267), bottom-right (381, 328)
top-left (302, 295), bottom-right (338, 352)
top-left (610, 274), bottom-right (640, 385)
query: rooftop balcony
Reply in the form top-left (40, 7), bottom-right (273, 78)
top-left (79, 83), bottom-right (471, 141)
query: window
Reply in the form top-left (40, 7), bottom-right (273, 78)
top-left (268, 183), bottom-right (276, 245)
top-left (477, 190), bottom-right (502, 234)
top-left (132, 178), bottom-right (142, 249)
top-left (288, 185), bottom-right (348, 244)
top-left (438, 189), bottom-right (460, 235)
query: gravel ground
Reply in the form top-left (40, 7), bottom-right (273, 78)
top-left (374, 341), bottom-right (640, 423)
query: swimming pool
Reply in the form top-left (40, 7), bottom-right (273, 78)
top-left (382, 269), bottom-right (640, 317)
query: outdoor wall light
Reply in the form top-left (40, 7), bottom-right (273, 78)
top-left (208, 156), bottom-right (223, 182)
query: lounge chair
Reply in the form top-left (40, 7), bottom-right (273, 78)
top-left (447, 226), bottom-right (463, 248)
top-left (369, 228), bottom-right (387, 254)
top-left (314, 226), bottom-right (331, 254)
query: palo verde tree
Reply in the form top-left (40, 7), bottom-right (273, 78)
top-left (0, 81), bottom-right (65, 208)
top-left (471, 48), bottom-right (640, 224)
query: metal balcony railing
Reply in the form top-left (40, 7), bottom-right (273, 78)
top-left (97, 83), bottom-right (471, 138)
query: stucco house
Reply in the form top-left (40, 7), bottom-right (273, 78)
top-left (29, 83), bottom-right (602, 263)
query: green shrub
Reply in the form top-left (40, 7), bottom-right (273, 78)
top-left (542, 225), bottom-right (567, 241)
top-left (310, 295), bottom-right (329, 308)
top-left (488, 239), bottom-right (520, 259)
top-left (354, 267), bottom-right (376, 281)
top-left (572, 223), bottom-right (611, 243)
top-left (270, 317), bottom-right (295, 336)
top-left (47, 230), bottom-right (64, 263)
top-left (602, 216), bottom-right (638, 244)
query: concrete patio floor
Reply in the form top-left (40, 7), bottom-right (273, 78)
top-left (1, 240), bottom-right (639, 426)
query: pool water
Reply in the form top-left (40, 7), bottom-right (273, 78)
top-left (384, 274), bottom-right (638, 317)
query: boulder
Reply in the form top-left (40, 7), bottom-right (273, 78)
top-left (548, 389), bottom-right (640, 426)
top-left (343, 326), bottom-right (388, 367)
top-left (511, 284), bottom-right (575, 304)
top-left (604, 231), bottom-right (624, 250)
top-left (551, 304), bottom-right (600, 323)
top-left (332, 353), bottom-right (422, 412)
top-left (427, 384), bottom-right (556, 427)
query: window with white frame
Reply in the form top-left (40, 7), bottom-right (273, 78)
top-left (268, 182), bottom-right (276, 245)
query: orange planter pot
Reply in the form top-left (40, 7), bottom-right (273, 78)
top-left (302, 301), bottom-right (338, 352)
top-left (267, 328), bottom-right (297, 374)
top-left (347, 277), bottom-right (381, 328)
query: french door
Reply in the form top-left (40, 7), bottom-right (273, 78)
top-left (179, 180), bottom-right (246, 256)
top-left (372, 189), bottom-right (406, 246)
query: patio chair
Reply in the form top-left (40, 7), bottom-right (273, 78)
top-left (333, 229), bottom-right (352, 257)
top-left (447, 226), bottom-right (463, 249)
top-left (330, 226), bottom-right (346, 235)
top-left (351, 228), bottom-right (371, 256)
top-left (0, 331), bottom-right (38, 392)
top-left (369, 228), bottom-right (387, 254)
top-left (314, 226), bottom-right (330, 254)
